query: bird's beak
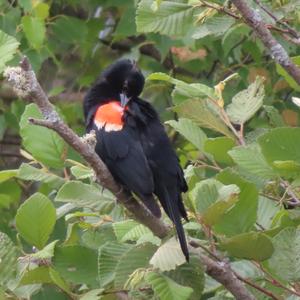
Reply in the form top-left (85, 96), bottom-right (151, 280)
top-left (120, 93), bottom-right (130, 107)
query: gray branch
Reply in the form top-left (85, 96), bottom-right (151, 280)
top-left (231, 0), bottom-right (300, 85)
top-left (4, 57), bottom-right (256, 300)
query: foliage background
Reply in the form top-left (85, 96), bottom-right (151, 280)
top-left (1, 0), bottom-right (300, 299)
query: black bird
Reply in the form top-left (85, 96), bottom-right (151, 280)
top-left (83, 59), bottom-right (189, 261)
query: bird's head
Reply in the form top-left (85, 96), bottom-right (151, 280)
top-left (102, 59), bottom-right (145, 107)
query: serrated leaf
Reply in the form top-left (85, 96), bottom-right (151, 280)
top-left (0, 169), bottom-right (18, 183)
top-left (18, 163), bottom-right (65, 188)
top-left (147, 72), bottom-right (215, 101)
top-left (204, 137), bottom-right (235, 165)
top-left (216, 170), bottom-right (258, 236)
top-left (21, 15), bottom-right (45, 49)
top-left (20, 104), bottom-right (65, 169)
top-left (220, 232), bottom-right (274, 261)
top-left (150, 237), bottom-right (186, 271)
top-left (0, 29), bottom-right (19, 73)
top-left (55, 181), bottom-right (115, 209)
top-left (136, 0), bottom-right (195, 36)
top-left (0, 232), bottom-right (19, 285)
top-left (53, 245), bottom-right (98, 287)
top-left (257, 196), bottom-right (280, 230)
top-left (190, 178), bottom-right (239, 216)
top-left (193, 16), bottom-right (235, 39)
top-left (229, 144), bottom-right (276, 180)
top-left (173, 99), bottom-right (234, 138)
top-left (166, 118), bottom-right (207, 152)
top-left (70, 165), bottom-right (93, 179)
top-left (166, 255), bottom-right (205, 300)
top-left (115, 243), bottom-right (156, 288)
top-left (16, 193), bottom-right (56, 249)
top-left (226, 77), bottom-right (265, 125)
top-left (98, 242), bottom-right (132, 287)
top-left (258, 128), bottom-right (300, 168)
top-left (269, 227), bottom-right (300, 281)
top-left (146, 272), bottom-right (193, 300)
top-left (31, 240), bottom-right (58, 260)
top-left (113, 220), bottom-right (151, 242)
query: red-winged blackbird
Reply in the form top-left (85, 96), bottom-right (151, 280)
top-left (84, 59), bottom-right (189, 261)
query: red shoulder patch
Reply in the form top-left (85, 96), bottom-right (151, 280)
top-left (94, 101), bottom-right (126, 131)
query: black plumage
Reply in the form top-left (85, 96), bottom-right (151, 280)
top-left (83, 59), bottom-right (189, 261)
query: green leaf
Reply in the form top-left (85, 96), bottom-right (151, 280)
top-left (193, 16), bottom-right (235, 39)
top-left (202, 193), bottom-right (239, 226)
top-left (115, 243), bottom-right (156, 288)
top-left (173, 99), bottom-right (234, 138)
top-left (147, 72), bottom-right (215, 101)
top-left (21, 16), bottom-right (45, 49)
top-left (136, 0), bottom-right (195, 36)
top-left (226, 77), bottom-right (265, 124)
top-left (80, 289), bottom-right (104, 300)
top-left (264, 105), bottom-right (285, 127)
top-left (216, 170), bottom-right (258, 236)
top-left (166, 255), bottom-right (205, 300)
top-left (0, 169), bottom-right (18, 183)
top-left (18, 163), bottom-right (65, 188)
top-left (269, 227), bottom-right (300, 281)
top-left (166, 118), bottom-right (207, 152)
top-left (229, 144), bottom-right (276, 180)
top-left (204, 137), bottom-right (236, 165)
top-left (113, 220), bottom-right (153, 243)
top-left (53, 245), bottom-right (98, 287)
top-left (222, 24), bottom-right (251, 57)
top-left (51, 16), bottom-right (87, 45)
top-left (0, 29), bottom-right (19, 73)
top-left (276, 56), bottom-right (300, 91)
top-left (55, 181), bottom-right (115, 209)
top-left (98, 242), bottom-right (131, 287)
top-left (259, 128), bottom-right (300, 167)
top-left (19, 266), bottom-right (52, 286)
top-left (49, 268), bottom-right (72, 294)
top-left (70, 165), bottom-right (93, 179)
top-left (273, 160), bottom-right (300, 173)
top-left (0, 232), bottom-right (19, 286)
top-left (34, 2), bottom-right (49, 20)
top-left (257, 196), bottom-right (280, 230)
top-left (20, 104), bottom-right (65, 169)
top-left (190, 178), bottom-right (239, 214)
top-left (16, 193), bottom-right (56, 249)
top-left (81, 224), bottom-right (116, 250)
top-left (220, 232), bottom-right (274, 261)
top-left (146, 272), bottom-right (193, 300)
top-left (19, 266), bottom-right (71, 295)
top-left (31, 240), bottom-right (59, 260)
top-left (150, 237), bottom-right (186, 271)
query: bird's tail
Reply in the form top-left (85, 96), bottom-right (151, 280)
top-left (162, 187), bottom-right (189, 261)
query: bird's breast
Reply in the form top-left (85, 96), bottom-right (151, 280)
top-left (94, 101), bottom-right (127, 132)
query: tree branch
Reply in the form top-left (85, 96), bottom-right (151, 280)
top-left (231, 0), bottom-right (300, 85)
top-left (4, 57), bottom-right (256, 300)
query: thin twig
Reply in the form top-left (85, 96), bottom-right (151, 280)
top-left (253, 0), bottom-right (299, 38)
top-left (231, 0), bottom-right (300, 86)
